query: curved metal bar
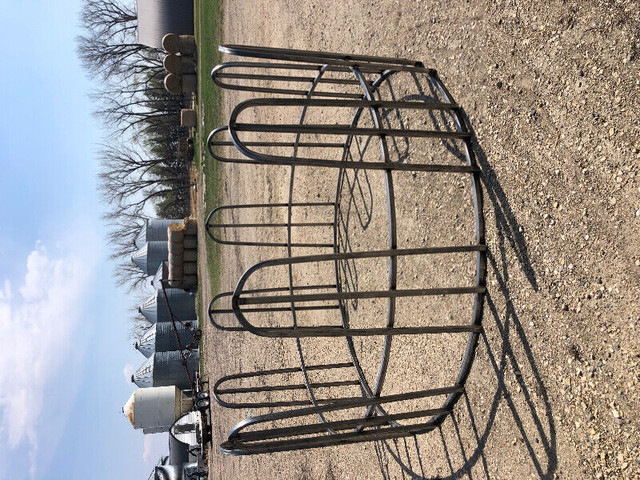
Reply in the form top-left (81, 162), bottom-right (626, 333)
top-left (227, 97), bottom-right (474, 172)
top-left (330, 75), bottom-right (387, 410)
top-left (208, 125), bottom-right (345, 165)
top-left (219, 44), bottom-right (436, 74)
top-left (207, 126), bottom-right (262, 165)
top-left (208, 292), bottom-right (244, 332)
top-left (231, 246), bottom-right (486, 338)
top-left (212, 362), bottom-right (357, 409)
top-left (211, 61), bottom-right (364, 98)
top-left (220, 385), bottom-right (463, 455)
top-left (207, 47), bottom-right (488, 456)
top-left (350, 66), bottom-right (398, 423)
top-left (209, 285), bottom-right (339, 332)
top-left (285, 64), bottom-right (337, 426)
top-left (205, 202), bottom-right (335, 248)
top-left (413, 72), bottom-right (487, 434)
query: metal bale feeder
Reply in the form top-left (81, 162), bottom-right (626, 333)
top-left (205, 44), bottom-right (486, 455)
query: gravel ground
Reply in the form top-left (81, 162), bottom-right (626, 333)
top-left (196, 1), bottom-right (640, 478)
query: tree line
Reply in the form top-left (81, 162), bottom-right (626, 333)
top-left (77, 0), bottom-right (192, 290)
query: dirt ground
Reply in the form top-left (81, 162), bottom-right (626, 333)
top-left (196, 1), bottom-right (640, 478)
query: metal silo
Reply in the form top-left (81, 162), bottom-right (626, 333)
top-left (123, 386), bottom-right (194, 434)
top-left (135, 218), bottom-right (181, 249)
top-left (135, 322), bottom-right (198, 358)
top-left (131, 241), bottom-right (169, 275)
top-left (137, 0), bottom-right (194, 49)
top-left (151, 262), bottom-right (169, 289)
top-left (138, 288), bottom-right (196, 323)
top-left (132, 351), bottom-right (199, 390)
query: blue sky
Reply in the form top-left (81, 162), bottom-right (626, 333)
top-left (0, 2), bottom-right (166, 478)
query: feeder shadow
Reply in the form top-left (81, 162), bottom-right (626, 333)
top-left (371, 74), bottom-right (554, 480)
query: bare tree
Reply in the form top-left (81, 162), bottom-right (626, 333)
top-left (77, 0), bottom-right (192, 292)
top-left (76, 0), bottom-right (161, 82)
top-left (79, 0), bottom-right (137, 38)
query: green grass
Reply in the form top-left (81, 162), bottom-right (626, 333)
top-left (194, 0), bottom-right (223, 359)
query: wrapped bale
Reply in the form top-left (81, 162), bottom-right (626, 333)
top-left (183, 217), bottom-right (198, 236)
top-left (182, 275), bottom-right (197, 289)
top-left (164, 73), bottom-right (197, 95)
top-left (163, 54), bottom-right (196, 75)
top-left (162, 33), bottom-right (196, 56)
top-left (183, 237), bottom-right (197, 249)
top-left (183, 262), bottom-right (197, 275)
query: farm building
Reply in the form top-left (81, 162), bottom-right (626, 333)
top-left (137, 0), bottom-right (194, 49)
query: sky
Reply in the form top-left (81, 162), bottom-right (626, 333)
top-left (0, 2), bottom-right (166, 478)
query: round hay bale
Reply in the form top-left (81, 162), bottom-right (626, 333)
top-left (168, 248), bottom-right (183, 264)
top-left (168, 223), bottom-right (185, 243)
top-left (169, 262), bottom-right (184, 279)
top-left (184, 250), bottom-right (197, 262)
top-left (163, 54), bottom-right (182, 74)
top-left (162, 33), bottom-right (180, 54)
top-left (180, 56), bottom-right (196, 74)
top-left (164, 74), bottom-right (181, 95)
top-left (182, 275), bottom-right (197, 288)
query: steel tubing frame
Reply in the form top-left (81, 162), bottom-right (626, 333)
top-left (221, 385), bottom-right (463, 455)
top-left (205, 202), bottom-right (335, 248)
top-left (213, 362), bottom-right (360, 409)
top-left (206, 44), bottom-right (487, 455)
top-left (231, 245), bottom-right (486, 338)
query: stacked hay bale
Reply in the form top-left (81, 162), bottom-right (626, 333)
top-left (162, 33), bottom-right (197, 101)
top-left (168, 217), bottom-right (198, 290)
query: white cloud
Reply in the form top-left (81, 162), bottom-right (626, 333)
top-left (143, 435), bottom-right (154, 462)
top-left (143, 433), bottom-right (167, 464)
top-left (0, 243), bottom-right (94, 477)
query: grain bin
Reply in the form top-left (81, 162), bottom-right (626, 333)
top-left (134, 218), bottom-right (181, 249)
top-left (138, 288), bottom-right (196, 323)
top-left (123, 386), bottom-right (194, 434)
top-left (132, 350), bottom-right (199, 390)
top-left (151, 262), bottom-right (169, 289)
top-left (131, 241), bottom-right (169, 275)
top-left (136, 322), bottom-right (198, 358)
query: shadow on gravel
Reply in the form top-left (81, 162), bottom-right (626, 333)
top-left (372, 81), bottom-right (556, 479)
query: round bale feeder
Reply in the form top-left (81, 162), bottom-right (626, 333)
top-left (205, 45), bottom-right (486, 455)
